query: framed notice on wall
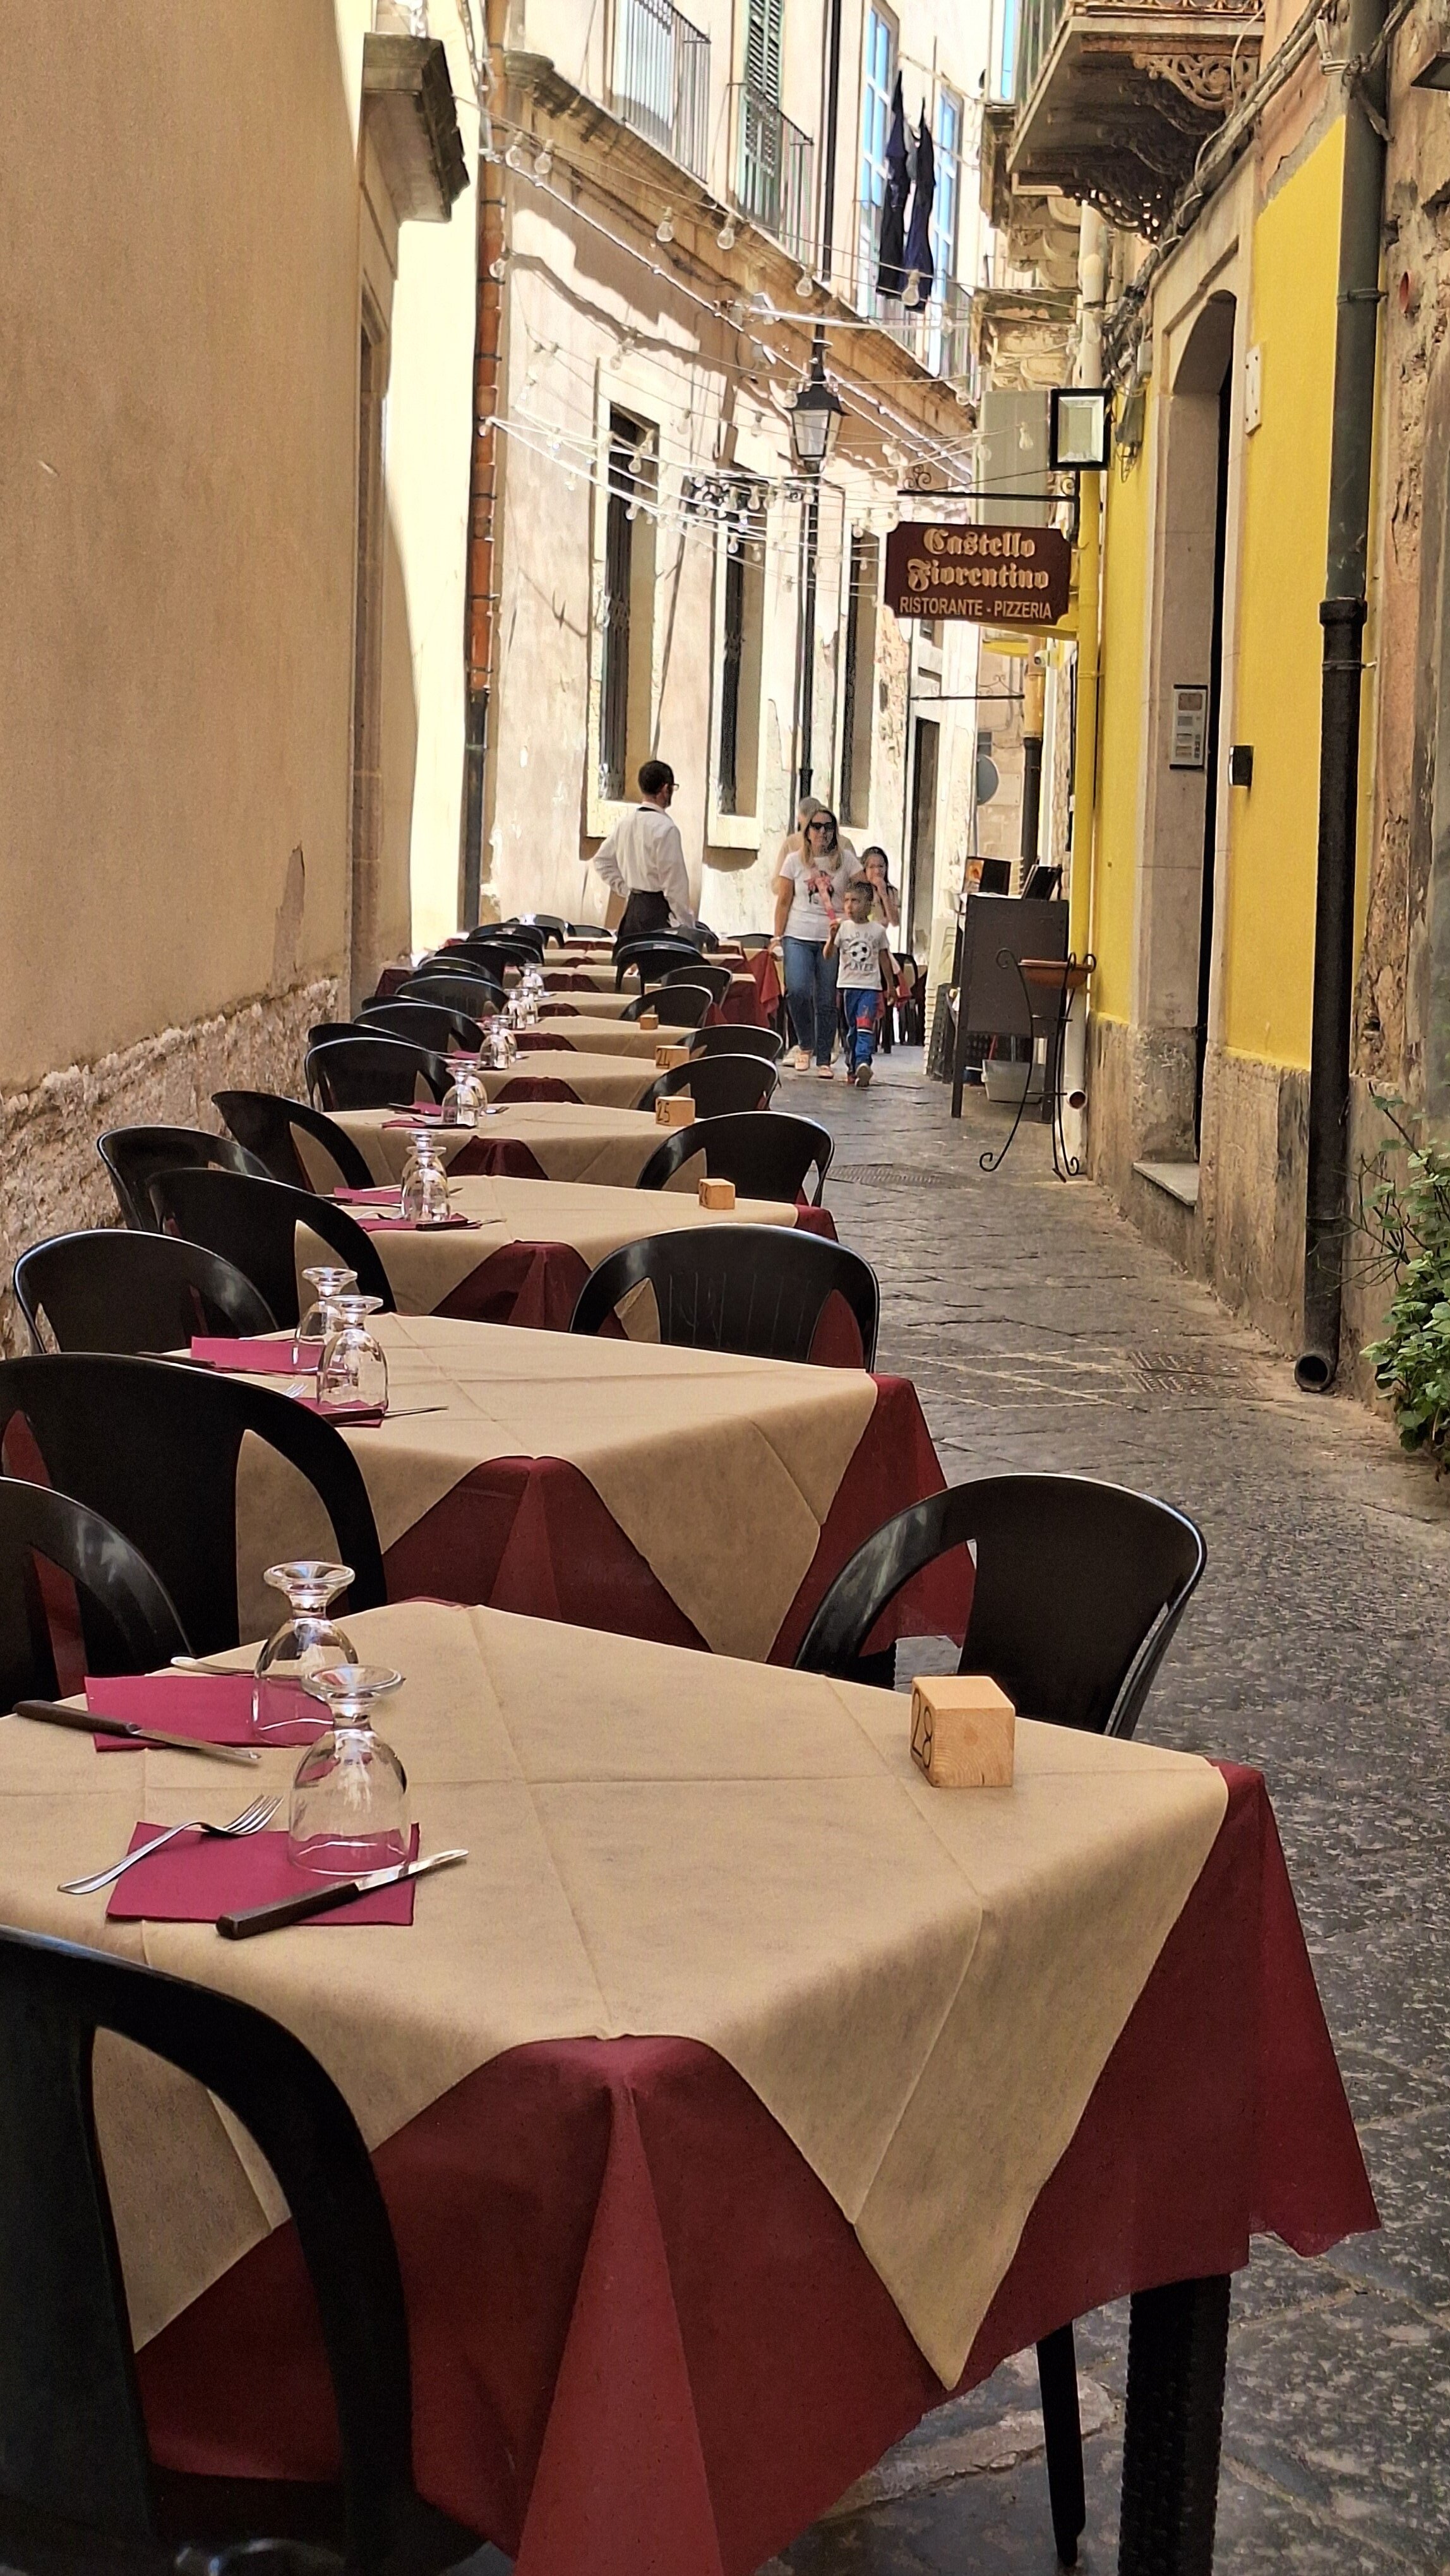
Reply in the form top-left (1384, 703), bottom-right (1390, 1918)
top-left (884, 522), bottom-right (1072, 628)
top-left (1170, 684), bottom-right (1209, 769)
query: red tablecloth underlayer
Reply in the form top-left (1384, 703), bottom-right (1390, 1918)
top-left (136, 1763), bottom-right (1374, 2575)
top-left (430, 1214), bottom-right (840, 1336)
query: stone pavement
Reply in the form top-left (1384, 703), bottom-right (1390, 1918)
top-left (758, 1049), bottom-right (1450, 2576)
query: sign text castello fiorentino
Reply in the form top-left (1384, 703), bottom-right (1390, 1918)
top-left (884, 520), bottom-right (1072, 627)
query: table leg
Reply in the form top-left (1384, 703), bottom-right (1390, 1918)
top-left (1118, 2275), bottom-right (1230, 2576)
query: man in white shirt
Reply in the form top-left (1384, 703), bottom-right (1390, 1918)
top-left (593, 759), bottom-right (697, 944)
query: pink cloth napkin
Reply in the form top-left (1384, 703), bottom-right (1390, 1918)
top-left (351, 1215), bottom-right (481, 1233)
top-left (85, 1673), bottom-right (325, 1751)
top-left (189, 1339), bottom-right (322, 1372)
top-left (291, 1397), bottom-right (387, 1422)
top-left (330, 1186), bottom-right (400, 1206)
top-left (106, 1827), bottom-right (420, 1924)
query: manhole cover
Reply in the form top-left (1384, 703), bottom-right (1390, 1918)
top-left (1129, 1349), bottom-right (1248, 1397)
top-left (833, 1164), bottom-right (974, 1190)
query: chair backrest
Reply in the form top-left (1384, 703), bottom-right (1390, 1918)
top-left (97, 1128), bottom-right (269, 1234)
top-left (306, 1036), bottom-right (448, 1112)
top-left (14, 1230), bottom-right (277, 1357)
top-left (635, 1110), bottom-right (832, 1203)
top-left (361, 998), bottom-right (486, 1055)
top-left (453, 936), bottom-right (537, 973)
top-left (0, 1926), bottom-right (413, 2568)
top-left (734, 932), bottom-right (774, 952)
top-left (688, 1024), bottom-right (785, 1063)
top-left (614, 938), bottom-right (701, 989)
top-left (570, 1225), bottom-right (878, 1366)
top-left (793, 1474), bottom-right (1206, 1734)
top-left (664, 958), bottom-right (733, 1004)
top-left (485, 922), bottom-right (546, 956)
top-left (0, 1476), bottom-right (191, 1707)
top-left (648, 1054), bottom-right (778, 1115)
top-left (213, 1090), bottom-right (375, 1193)
top-left (646, 981), bottom-right (717, 1027)
top-left (0, 1355), bottom-right (386, 1652)
top-left (396, 973), bottom-right (503, 1017)
top-left (507, 913), bottom-right (566, 943)
top-left (147, 1170), bottom-right (395, 1327)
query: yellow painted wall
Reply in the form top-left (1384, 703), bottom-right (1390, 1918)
top-left (1089, 405), bottom-right (1155, 1022)
top-left (1222, 119), bottom-right (1344, 1067)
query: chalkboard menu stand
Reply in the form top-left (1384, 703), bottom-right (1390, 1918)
top-left (950, 895), bottom-right (1076, 1172)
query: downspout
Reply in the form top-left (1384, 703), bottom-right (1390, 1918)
top-left (796, 0), bottom-right (844, 806)
top-left (460, 0), bottom-right (507, 930)
top-left (1064, 207), bottom-right (1106, 1151)
top-left (1295, 0), bottom-right (1387, 1389)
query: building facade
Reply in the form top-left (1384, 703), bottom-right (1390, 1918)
top-left (456, 0), bottom-right (997, 953)
top-left (0, 0), bottom-right (479, 1343)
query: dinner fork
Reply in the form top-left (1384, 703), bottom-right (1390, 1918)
top-left (59, 1792), bottom-right (281, 1896)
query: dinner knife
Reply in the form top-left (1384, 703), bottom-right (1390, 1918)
top-left (11, 1700), bottom-right (261, 1765)
top-left (216, 1846), bottom-right (468, 1938)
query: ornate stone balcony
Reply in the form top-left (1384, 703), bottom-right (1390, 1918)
top-left (1007, 0), bottom-right (1263, 237)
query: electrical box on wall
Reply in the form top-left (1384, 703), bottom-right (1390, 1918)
top-left (1244, 345), bottom-right (1262, 434)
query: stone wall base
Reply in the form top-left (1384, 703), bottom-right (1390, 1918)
top-left (1, 979), bottom-right (336, 1352)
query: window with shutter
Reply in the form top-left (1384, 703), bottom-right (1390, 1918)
top-left (744, 0), bottom-right (782, 104)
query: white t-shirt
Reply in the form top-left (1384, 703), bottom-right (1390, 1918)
top-left (779, 851), bottom-right (854, 943)
top-left (834, 917), bottom-right (892, 990)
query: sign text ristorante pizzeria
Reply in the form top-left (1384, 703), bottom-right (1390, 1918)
top-left (884, 520), bottom-right (1073, 628)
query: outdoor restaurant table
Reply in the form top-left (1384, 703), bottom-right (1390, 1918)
top-left (321, 1100), bottom-right (697, 1189)
top-left (297, 1174), bottom-right (836, 1329)
top-left (229, 1314), bottom-right (954, 1664)
top-left (0, 1599), bottom-right (1375, 2576)
top-left (513, 1014), bottom-right (671, 1056)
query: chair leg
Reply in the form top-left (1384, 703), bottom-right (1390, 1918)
top-left (1118, 2275), bottom-right (1230, 2576)
top-left (1038, 2324), bottom-right (1086, 2566)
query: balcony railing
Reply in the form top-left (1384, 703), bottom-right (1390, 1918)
top-left (610, 0), bottom-right (710, 182)
top-left (1014, 0), bottom-right (1066, 107)
top-left (729, 83), bottom-right (815, 266)
top-left (1006, 0), bottom-right (1263, 237)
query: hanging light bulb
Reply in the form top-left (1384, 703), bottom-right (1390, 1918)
top-left (505, 140), bottom-right (528, 171)
top-left (534, 145), bottom-right (553, 179)
top-left (488, 253), bottom-right (508, 282)
top-left (717, 218), bottom-right (738, 251)
top-left (656, 210), bottom-right (675, 245)
top-left (795, 271), bottom-right (814, 298)
top-left (626, 501), bottom-right (640, 521)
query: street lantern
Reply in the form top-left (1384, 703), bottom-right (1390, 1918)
top-left (789, 359), bottom-right (845, 474)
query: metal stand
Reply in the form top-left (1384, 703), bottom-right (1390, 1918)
top-left (979, 950), bottom-right (1094, 1181)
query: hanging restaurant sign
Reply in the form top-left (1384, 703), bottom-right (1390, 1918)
top-left (884, 521), bottom-right (1072, 628)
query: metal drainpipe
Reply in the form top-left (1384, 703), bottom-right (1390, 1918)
top-left (460, 0), bottom-right (506, 931)
top-left (1295, 0), bottom-right (1387, 1390)
top-left (795, 0), bottom-right (843, 808)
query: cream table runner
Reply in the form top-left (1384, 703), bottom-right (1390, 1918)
top-left (321, 1102), bottom-right (667, 1189)
top-left (523, 1015), bottom-right (663, 1055)
top-left (0, 1599), bottom-right (1227, 2383)
top-left (295, 1176), bottom-right (802, 1318)
top-left (236, 1313), bottom-right (877, 1661)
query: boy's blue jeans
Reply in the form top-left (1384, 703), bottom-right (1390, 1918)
top-left (843, 989), bottom-right (880, 1072)
top-left (782, 936), bottom-right (839, 1064)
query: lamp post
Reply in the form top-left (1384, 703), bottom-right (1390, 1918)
top-left (788, 344), bottom-right (844, 808)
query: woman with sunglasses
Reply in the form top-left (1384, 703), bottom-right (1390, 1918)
top-left (772, 809), bottom-right (855, 1074)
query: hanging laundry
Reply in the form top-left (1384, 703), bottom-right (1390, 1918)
top-left (876, 74), bottom-right (909, 299)
top-left (903, 113), bottom-right (935, 309)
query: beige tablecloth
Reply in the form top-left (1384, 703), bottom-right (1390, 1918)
top-left (0, 1599), bottom-right (1227, 2382)
top-left (519, 1016), bottom-right (666, 1058)
top-left (296, 1176), bottom-right (801, 1318)
top-left (236, 1313), bottom-right (878, 1661)
top-left (325, 1102), bottom-right (668, 1189)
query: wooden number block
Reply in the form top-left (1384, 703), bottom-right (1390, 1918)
top-left (638, 1011), bottom-right (660, 1030)
top-left (655, 1093), bottom-right (695, 1128)
top-left (698, 1177), bottom-right (736, 1210)
top-left (909, 1676), bottom-right (1016, 1789)
top-left (656, 1043), bottom-right (691, 1069)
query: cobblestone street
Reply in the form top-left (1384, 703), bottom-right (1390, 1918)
top-left (764, 1052), bottom-right (1450, 2576)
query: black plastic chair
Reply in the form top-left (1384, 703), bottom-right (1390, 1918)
top-left (213, 1092), bottom-right (375, 1194)
top-left (793, 1470), bottom-right (1207, 2573)
top-left (620, 983), bottom-right (714, 1028)
top-left (0, 1356), bottom-right (386, 1654)
top-left (14, 1232), bottom-right (277, 1357)
top-left (734, 932), bottom-right (774, 952)
top-left (475, 923), bottom-right (544, 959)
top-left (645, 1055), bottom-right (778, 1116)
top-left (505, 913), bottom-right (565, 945)
top-left (0, 1477), bottom-right (192, 1707)
top-left (361, 999), bottom-right (485, 1056)
top-left (687, 1024), bottom-right (785, 1063)
top-left (664, 959), bottom-right (733, 1005)
top-left (395, 974), bottom-right (504, 1018)
top-left (450, 936), bottom-right (537, 975)
top-left (570, 1225), bottom-right (878, 1366)
top-left (635, 1110), bottom-right (832, 1204)
top-left (98, 1130), bottom-right (269, 1235)
top-left (614, 938), bottom-right (701, 989)
top-left (0, 1926), bottom-right (482, 2575)
top-left (147, 1172), bottom-right (395, 1328)
top-left (306, 1038), bottom-right (448, 1114)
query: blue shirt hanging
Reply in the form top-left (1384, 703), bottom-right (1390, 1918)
top-left (875, 74), bottom-right (909, 299)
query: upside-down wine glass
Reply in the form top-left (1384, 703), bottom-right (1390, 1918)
top-left (440, 1059), bottom-right (487, 1129)
top-left (253, 1561), bottom-right (359, 1738)
top-left (296, 1265), bottom-right (359, 1357)
top-left (287, 1664), bottom-right (409, 1875)
top-left (400, 1132), bottom-right (453, 1222)
top-left (317, 1295), bottom-right (389, 1413)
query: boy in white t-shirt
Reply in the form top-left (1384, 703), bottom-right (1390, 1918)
top-left (827, 880), bottom-right (894, 1088)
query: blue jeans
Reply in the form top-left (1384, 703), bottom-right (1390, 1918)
top-left (843, 988), bottom-right (880, 1072)
top-left (782, 936), bottom-right (839, 1064)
